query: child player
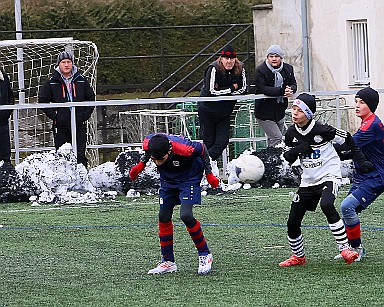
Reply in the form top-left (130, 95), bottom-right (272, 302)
top-left (279, 93), bottom-right (373, 266)
top-left (129, 133), bottom-right (219, 275)
top-left (336, 87), bottom-right (384, 262)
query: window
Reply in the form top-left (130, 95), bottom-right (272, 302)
top-left (350, 20), bottom-right (370, 85)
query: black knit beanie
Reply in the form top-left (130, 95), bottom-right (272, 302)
top-left (221, 45), bottom-right (237, 58)
top-left (148, 134), bottom-right (172, 159)
top-left (355, 87), bottom-right (379, 113)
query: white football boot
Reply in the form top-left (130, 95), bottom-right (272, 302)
top-left (198, 253), bottom-right (213, 275)
top-left (148, 261), bottom-right (177, 275)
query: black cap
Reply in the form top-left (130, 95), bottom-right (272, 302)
top-left (148, 134), bottom-right (172, 159)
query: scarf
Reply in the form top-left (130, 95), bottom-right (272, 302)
top-left (265, 60), bottom-right (284, 103)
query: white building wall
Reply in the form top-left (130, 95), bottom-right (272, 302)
top-left (253, 0), bottom-right (384, 125)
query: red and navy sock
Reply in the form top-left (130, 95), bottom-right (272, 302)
top-left (345, 222), bottom-right (361, 248)
top-left (159, 221), bottom-right (174, 262)
top-left (186, 219), bottom-right (210, 256)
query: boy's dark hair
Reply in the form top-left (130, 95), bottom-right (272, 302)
top-left (148, 134), bottom-right (171, 159)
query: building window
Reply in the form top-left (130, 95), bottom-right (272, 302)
top-left (350, 20), bottom-right (369, 85)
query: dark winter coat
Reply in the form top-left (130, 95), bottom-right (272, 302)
top-left (0, 70), bottom-right (15, 126)
top-left (254, 61), bottom-right (297, 122)
top-left (199, 60), bottom-right (247, 118)
top-left (38, 69), bottom-right (95, 129)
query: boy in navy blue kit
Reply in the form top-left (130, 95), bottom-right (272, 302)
top-left (337, 87), bottom-right (384, 262)
top-left (129, 133), bottom-right (219, 275)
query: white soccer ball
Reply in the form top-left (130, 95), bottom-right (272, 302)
top-left (234, 154), bottom-right (265, 183)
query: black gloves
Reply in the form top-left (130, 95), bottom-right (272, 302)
top-left (284, 142), bottom-right (313, 163)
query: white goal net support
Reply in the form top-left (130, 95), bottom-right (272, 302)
top-left (0, 38), bottom-right (99, 165)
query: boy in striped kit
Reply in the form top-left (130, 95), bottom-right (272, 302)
top-left (129, 133), bottom-right (219, 274)
top-left (279, 93), bottom-right (373, 266)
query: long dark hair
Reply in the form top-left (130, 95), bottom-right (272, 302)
top-left (216, 57), bottom-right (243, 75)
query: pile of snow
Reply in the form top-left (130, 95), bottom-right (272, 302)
top-left (0, 143), bottom-right (355, 205)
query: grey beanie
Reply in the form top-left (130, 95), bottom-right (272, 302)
top-left (56, 51), bottom-right (74, 66)
top-left (266, 44), bottom-right (285, 58)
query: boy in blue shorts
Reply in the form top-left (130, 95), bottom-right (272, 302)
top-left (338, 87), bottom-right (384, 262)
top-left (129, 133), bottom-right (219, 275)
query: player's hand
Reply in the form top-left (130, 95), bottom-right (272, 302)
top-left (129, 161), bottom-right (146, 181)
top-left (206, 173), bottom-right (219, 188)
top-left (358, 160), bottom-right (375, 174)
top-left (295, 142), bottom-right (313, 155)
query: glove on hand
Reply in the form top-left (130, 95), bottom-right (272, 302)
top-left (357, 160), bottom-right (375, 174)
top-left (129, 161), bottom-right (146, 181)
top-left (206, 173), bottom-right (219, 188)
top-left (284, 142), bottom-right (313, 163)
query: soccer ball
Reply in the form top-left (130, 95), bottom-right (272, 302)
top-left (234, 154), bottom-right (265, 183)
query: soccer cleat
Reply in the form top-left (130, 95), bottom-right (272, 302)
top-left (278, 255), bottom-right (306, 267)
top-left (147, 261), bottom-right (177, 275)
top-left (353, 246), bottom-right (366, 262)
top-left (198, 253), bottom-right (213, 275)
top-left (341, 249), bottom-right (359, 264)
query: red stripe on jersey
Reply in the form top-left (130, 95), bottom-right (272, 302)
top-left (360, 113), bottom-right (375, 132)
top-left (171, 141), bottom-right (196, 157)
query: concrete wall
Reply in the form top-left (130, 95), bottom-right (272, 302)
top-left (252, 0), bottom-right (384, 126)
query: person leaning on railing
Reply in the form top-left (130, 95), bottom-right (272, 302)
top-left (198, 45), bottom-right (247, 161)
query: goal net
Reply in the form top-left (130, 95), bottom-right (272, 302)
top-left (0, 38), bottom-right (99, 165)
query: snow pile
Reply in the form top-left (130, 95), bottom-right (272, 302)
top-left (15, 143), bottom-right (98, 204)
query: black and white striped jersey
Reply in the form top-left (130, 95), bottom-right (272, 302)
top-left (285, 120), bottom-right (348, 187)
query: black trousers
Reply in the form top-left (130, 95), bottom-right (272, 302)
top-left (198, 109), bottom-right (231, 161)
top-left (53, 125), bottom-right (88, 167)
top-left (0, 124), bottom-right (11, 162)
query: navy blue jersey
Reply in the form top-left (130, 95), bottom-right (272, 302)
top-left (353, 114), bottom-right (384, 183)
top-left (143, 134), bottom-right (205, 188)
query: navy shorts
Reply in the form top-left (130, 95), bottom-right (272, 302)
top-left (350, 176), bottom-right (384, 209)
top-left (159, 183), bottom-right (202, 208)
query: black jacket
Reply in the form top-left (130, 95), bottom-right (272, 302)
top-left (199, 61), bottom-right (247, 118)
top-left (254, 61), bottom-right (297, 122)
top-left (0, 70), bottom-right (15, 126)
top-left (38, 69), bottom-right (95, 128)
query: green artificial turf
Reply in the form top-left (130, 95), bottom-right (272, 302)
top-left (0, 187), bottom-right (383, 306)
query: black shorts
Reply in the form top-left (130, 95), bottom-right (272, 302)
top-left (292, 181), bottom-right (339, 212)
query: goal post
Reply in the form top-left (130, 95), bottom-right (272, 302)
top-left (0, 38), bottom-right (99, 166)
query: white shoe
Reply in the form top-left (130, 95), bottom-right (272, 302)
top-left (198, 253), bottom-right (213, 275)
top-left (148, 261), bottom-right (177, 275)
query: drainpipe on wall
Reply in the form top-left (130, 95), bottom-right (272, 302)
top-left (301, 0), bottom-right (310, 92)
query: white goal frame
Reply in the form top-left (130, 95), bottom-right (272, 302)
top-left (0, 37), bottom-right (99, 165)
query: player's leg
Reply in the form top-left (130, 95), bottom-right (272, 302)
top-left (179, 184), bottom-right (213, 275)
top-left (340, 179), bottom-right (384, 261)
top-left (279, 188), bottom-right (313, 266)
top-left (148, 187), bottom-right (178, 275)
top-left (319, 181), bottom-right (358, 264)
